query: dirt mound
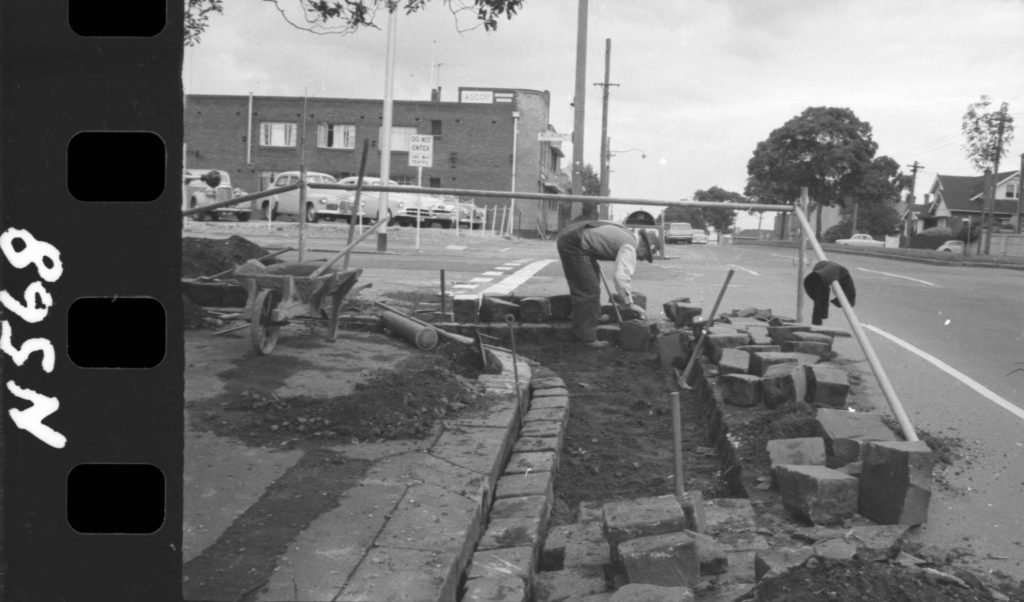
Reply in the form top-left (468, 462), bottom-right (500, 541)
top-left (187, 342), bottom-right (502, 449)
top-left (182, 235), bottom-right (273, 329)
top-left (182, 235), bottom-right (268, 278)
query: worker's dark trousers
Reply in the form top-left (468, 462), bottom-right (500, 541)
top-left (556, 227), bottom-right (602, 342)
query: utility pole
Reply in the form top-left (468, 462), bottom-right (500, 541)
top-left (594, 38), bottom-right (618, 207)
top-left (377, 7), bottom-right (398, 252)
top-left (983, 107), bottom-right (1008, 255)
top-left (1018, 152), bottom-right (1023, 234)
top-left (906, 161), bottom-right (924, 203)
top-left (571, 0), bottom-right (590, 221)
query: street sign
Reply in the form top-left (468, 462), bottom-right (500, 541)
top-left (409, 134), bottom-right (433, 168)
top-left (538, 132), bottom-right (571, 142)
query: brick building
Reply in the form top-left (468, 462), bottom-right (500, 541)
top-left (184, 87), bottom-right (574, 234)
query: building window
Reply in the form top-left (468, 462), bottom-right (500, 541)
top-left (317, 123), bottom-right (356, 149)
top-left (1006, 183), bottom-right (1017, 199)
top-left (259, 122), bottom-right (297, 147)
top-left (431, 120), bottom-right (442, 138)
top-left (377, 126), bottom-right (417, 151)
top-left (429, 177), bottom-right (441, 188)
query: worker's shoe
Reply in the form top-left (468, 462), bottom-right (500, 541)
top-left (584, 339), bottom-right (610, 349)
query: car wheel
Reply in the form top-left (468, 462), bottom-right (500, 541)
top-left (305, 204), bottom-right (318, 223)
top-left (236, 212), bottom-right (251, 222)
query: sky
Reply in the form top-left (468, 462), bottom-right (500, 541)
top-left (184, 0), bottom-right (1024, 225)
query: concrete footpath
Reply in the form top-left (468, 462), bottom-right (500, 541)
top-left (184, 323), bottom-right (559, 601)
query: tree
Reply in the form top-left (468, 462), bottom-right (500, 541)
top-left (961, 95), bottom-right (1016, 246)
top-left (579, 163), bottom-right (601, 196)
top-left (842, 155), bottom-right (903, 236)
top-left (745, 106), bottom-right (878, 239)
top-left (662, 186), bottom-right (742, 232)
top-left (185, 0), bottom-right (524, 46)
top-left (961, 95), bottom-right (1015, 173)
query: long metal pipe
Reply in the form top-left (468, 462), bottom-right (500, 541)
top-left (791, 206), bottom-right (918, 441)
top-left (307, 182), bottom-right (794, 213)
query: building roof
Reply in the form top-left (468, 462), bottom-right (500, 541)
top-left (932, 171), bottom-right (1019, 215)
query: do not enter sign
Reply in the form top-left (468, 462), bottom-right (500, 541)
top-left (409, 134), bottom-right (433, 168)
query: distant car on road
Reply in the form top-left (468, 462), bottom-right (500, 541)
top-left (936, 240), bottom-right (965, 253)
top-left (836, 233), bottom-right (884, 248)
top-left (691, 230), bottom-right (709, 244)
top-left (665, 222), bottom-right (697, 244)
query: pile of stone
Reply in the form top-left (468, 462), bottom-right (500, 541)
top-left (655, 302), bottom-right (934, 530)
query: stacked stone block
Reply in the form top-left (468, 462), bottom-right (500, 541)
top-left (465, 374), bottom-right (570, 601)
top-left (858, 440), bottom-right (933, 526)
top-left (775, 465), bottom-right (860, 525)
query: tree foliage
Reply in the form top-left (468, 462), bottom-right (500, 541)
top-left (745, 106), bottom-right (879, 236)
top-left (185, 0), bottom-right (524, 46)
top-left (961, 95), bottom-right (1015, 173)
top-left (663, 186), bottom-right (743, 232)
top-left (579, 163), bottom-right (601, 196)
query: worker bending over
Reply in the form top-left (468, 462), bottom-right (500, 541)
top-left (556, 220), bottom-right (657, 348)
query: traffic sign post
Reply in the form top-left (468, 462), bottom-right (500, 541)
top-left (409, 135), bottom-right (433, 250)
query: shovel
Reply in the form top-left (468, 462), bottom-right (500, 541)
top-left (593, 259), bottom-right (624, 323)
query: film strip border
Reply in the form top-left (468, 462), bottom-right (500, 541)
top-left (2, 2), bottom-right (183, 600)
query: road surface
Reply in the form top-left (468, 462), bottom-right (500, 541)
top-left (186, 222), bottom-right (1024, 579)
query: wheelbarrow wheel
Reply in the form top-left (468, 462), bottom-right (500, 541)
top-left (251, 289), bottom-right (281, 355)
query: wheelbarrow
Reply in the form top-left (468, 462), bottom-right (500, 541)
top-left (233, 261), bottom-right (362, 355)
top-left (230, 217), bottom-right (384, 355)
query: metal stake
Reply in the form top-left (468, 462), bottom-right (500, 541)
top-left (505, 314), bottom-right (521, 407)
top-left (670, 392), bottom-right (685, 497)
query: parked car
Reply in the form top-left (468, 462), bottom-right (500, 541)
top-left (664, 222), bottom-right (696, 244)
top-left (936, 240), bottom-right (964, 253)
top-left (260, 171), bottom-right (349, 223)
top-left (435, 196), bottom-right (485, 229)
top-left (183, 169), bottom-right (253, 221)
top-left (691, 230), bottom-right (709, 244)
top-left (836, 233), bottom-right (885, 248)
top-left (334, 176), bottom-right (450, 227)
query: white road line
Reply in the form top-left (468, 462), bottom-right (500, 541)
top-left (482, 259), bottom-right (556, 295)
top-left (483, 271), bottom-right (504, 276)
top-left (728, 264), bottom-right (759, 276)
top-left (469, 277), bottom-right (492, 283)
top-left (857, 267), bottom-right (938, 287)
top-left (864, 324), bottom-right (1024, 422)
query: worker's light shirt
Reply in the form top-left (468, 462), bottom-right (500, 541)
top-left (579, 223), bottom-right (639, 303)
top-left (612, 245), bottom-right (638, 303)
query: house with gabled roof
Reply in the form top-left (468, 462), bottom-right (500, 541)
top-left (904, 170), bottom-right (1019, 235)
